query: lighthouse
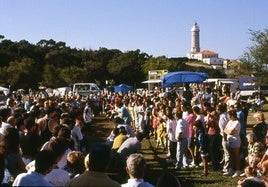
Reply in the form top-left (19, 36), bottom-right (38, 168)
top-left (191, 22), bottom-right (200, 53)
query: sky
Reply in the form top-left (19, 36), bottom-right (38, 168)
top-left (0, 0), bottom-right (267, 60)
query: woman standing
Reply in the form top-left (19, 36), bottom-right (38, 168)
top-left (224, 110), bottom-right (241, 178)
top-left (206, 111), bottom-right (222, 171)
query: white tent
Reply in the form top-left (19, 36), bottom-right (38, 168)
top-left (0, 86), bottom-right (10, 95)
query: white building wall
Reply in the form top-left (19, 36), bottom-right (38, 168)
top-left (202, 57), bottom-right (223, 65)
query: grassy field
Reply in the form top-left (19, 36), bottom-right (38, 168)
top-left (92, 104), bottom-right (268, 187)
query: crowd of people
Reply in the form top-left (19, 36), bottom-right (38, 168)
top-left (0, 83), bottom-right (267, 186)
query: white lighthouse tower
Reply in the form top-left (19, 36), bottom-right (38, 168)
top-left (191, 22), bottom-right (200, 53)
top-left (187, 22), bottom-right (223, 67)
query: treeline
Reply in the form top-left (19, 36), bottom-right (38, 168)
top-left (0, 35), bottom-right (224, 90)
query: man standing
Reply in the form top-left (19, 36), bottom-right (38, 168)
top-left (175, 111), bottom-right (189, 170)
top-left (216, 104), bottom-right (231, 175)
top-left (83, 101), bottom-right (93, 127)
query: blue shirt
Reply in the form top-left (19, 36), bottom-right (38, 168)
top-left (13, 171), bottom-right (53, 187)
top-left (237, 110), bottom-right (245, 135)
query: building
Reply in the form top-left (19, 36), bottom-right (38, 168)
top-left (142, 69), bottom-right (168, 90)
top-left (190, 22), bottom-right (200, 53)
top-left (187, 22), bottom-right (223, 68)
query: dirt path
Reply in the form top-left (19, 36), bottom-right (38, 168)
top-left (90, 116), bottom-right (184, 186)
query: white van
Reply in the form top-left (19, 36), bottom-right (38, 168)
top-left (73, 83), bottom-right (101, 96)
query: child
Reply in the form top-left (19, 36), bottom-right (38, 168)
top-left (193, 120), bottom-right (209, 176)
top-left (156, 117), bottom-right (167, 151)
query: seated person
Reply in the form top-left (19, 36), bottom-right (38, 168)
top-left (63, 151), bottom-right (85, 179)
top-left (112, 127), bottom-right (128, 152)
top-left (66, 142), bottom-right (120, 187)
top-left (238, 166), bottom-right (265, 187)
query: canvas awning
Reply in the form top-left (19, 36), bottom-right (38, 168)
top-left (161, 71), bottom-right (208, 87)
top-left (219, 80), bottom-right (234, 84)
top-left (142, 79), bottom-right (162, 84)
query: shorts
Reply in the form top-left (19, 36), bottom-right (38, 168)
top-left (200, 149), bottom-right (209, 157)
top-left (188, 137), bottom-right (195, 148)
top-left (227, 140), bottom-right (241, 149)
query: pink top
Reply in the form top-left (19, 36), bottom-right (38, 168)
top-left (185, 113), bottom-right (197, 138)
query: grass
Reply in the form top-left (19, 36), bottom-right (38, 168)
top-left (92, 104), bottom-right (268, 187)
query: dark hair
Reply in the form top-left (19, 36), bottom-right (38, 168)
top-left (1, 128), bottom-right (20, 153)
top-left (86, 143), bottom-right (111, 172)
top-left (0, 108), bottom-right (12, 121)
top-left (136, 132), bottom-right (144, 141)
top-left (45, 105), bottom-right (57, 115)
top-left (119, 126), bottom-right (127, 135)
top-left (228, 110), bottom-right (237, 119)
top-left (35, 150), bottom-right (56, 173)
top-left (115, 117), bottom-right (124, 124)
top-left (175, 111), bottom-right (183, 120)
top-left (24, 117), bottom-right (36, 130)
top-left (241, 179), bottom-right (265, 187)
top-left (156, 171), bottom-right (181, 187)
top-left (57, 126), bottom-right (71, 139)
top-left (113, 127), bottom-right (120, 136)
top-left (69, 108), bottom-right (83, 119)
top-left (192, 105), bottom-right (200, 113)
top-left (217, 103), bottom-right (227, 113)
top-left (193, 120), bottom-right (205, 131)
top-left (48, 138), bottom-right (68, 159)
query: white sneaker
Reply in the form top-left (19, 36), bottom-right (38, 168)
top-left (232, 170), bottom-right (240, 178)
top-left (223, 169), bottom-right (233, 176)
top-left (189, 163), bottom-right (197, 168)
top-left (240, 172), bottom-right (245, 177)
top-left (189, 160), bottom-right (195, 165)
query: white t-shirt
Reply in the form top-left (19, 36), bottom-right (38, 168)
top-left (225, 119), bottom-right (241, 146)
top-left (175, 118), bottom-right (189, 140)
top-left (166, 119), bottom-right (177, 142)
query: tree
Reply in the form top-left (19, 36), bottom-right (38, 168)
top-left (42, 64), bottom-right (62, 87)
top-left (6, 58), bottom-right (36, 89)
top-left (107, 50), bottom-right (147, 85)
top-left (59, 66), bottom-right (87, 85)
top-left (240, 29), bottom-right (268, 85)
top-left (83, 60), bottom-right (104, 82)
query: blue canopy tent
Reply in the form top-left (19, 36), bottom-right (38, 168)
top-left (161, 71), bottom-right (208, 87)
top-left (113, 84), bottom-right (133, 93)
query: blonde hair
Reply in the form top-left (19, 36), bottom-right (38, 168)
top-left (67, 151), bottom-right (85, 165)
top-left (253, 112), bottom-right (265, 121)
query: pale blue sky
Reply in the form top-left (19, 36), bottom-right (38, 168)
top-left (0, 0), bottom-right (267, 60)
